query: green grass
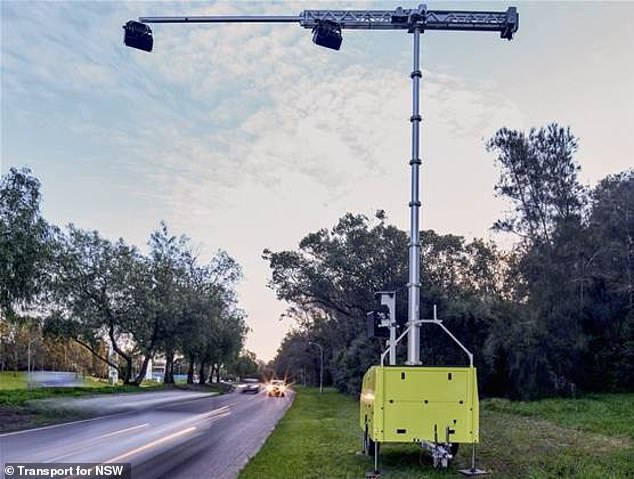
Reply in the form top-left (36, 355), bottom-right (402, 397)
top-left (484, 393), bottom-right (634, 439)
top-left (0, 371), bottom-right (27, 390)
top-left (239, 388), bottom-right (633, 479)
top-left (0, 380), bottom-right (167, 408)
top-left (0, 371), bottom-right (118, 391)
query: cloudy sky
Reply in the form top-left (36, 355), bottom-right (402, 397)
top-left (2, 1), bottom-right (632, 361)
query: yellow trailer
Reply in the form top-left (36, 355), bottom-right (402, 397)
top-left (360, 306), bottom-right (486, 475)
top-left (360, 365), bottom-right (479, 468)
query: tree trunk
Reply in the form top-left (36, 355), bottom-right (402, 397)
top-left (133, 353), bottom-right (151, 385)
top-left (187, 355), bottom-right (195, 384)
top-left (120, 356), bottom-right (133, 384)
top-left (108, 326), bottom-right (133, 384)
top-left (163, 350), bottom-right (175, 384)
top-left (216, 364), bottom-right (221, 384)
top-left (198, 361), bottom-right (206, 385)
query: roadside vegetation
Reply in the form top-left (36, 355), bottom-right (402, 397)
top-left (267, 124), bottom-right (633, 401)
top-left (0, 371), bottom-right (26, 390)
top-left (240, 388), bottom-right (633, 479)
top-left (1, 167), bottom-right (259, 388)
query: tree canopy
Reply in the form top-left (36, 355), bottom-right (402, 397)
top-left (1, 168), bottom-right (250, 385)
top-left (0, 167), bottom-right (54, 318)
top-left (267, 124), bottom-right (633, 399)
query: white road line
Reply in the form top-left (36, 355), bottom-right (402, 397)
top-left (0, 393), bottom-right (221, 437)
top-left (47, 424), bottom-right (150, 462)
top-left (96, 423), bottom-right (148, 439)
top-left (97, 408), bottom-right (230, 463)
top-left (195, 405), bottom-right (230, 420)
top-left (104, 426), bottom-right (197, 463)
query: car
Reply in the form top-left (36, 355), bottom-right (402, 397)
top-left (266, 379), bottom-right (287, 397)
top-left (240, 378), bottom-right (261, 394)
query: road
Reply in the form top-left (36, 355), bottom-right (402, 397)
top-left (1, 388), bottom-right (293, 479)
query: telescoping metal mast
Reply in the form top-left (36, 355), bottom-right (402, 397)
top-left (124, 4), bottom-right (519, 366)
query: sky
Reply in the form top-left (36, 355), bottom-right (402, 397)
top-left (1, 1), bottom-right (633, 361)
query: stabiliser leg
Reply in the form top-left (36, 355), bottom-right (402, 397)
top-left (458, 442), bottom-right (488, 476)
top-left (366, 442), bottom-right (381, 479)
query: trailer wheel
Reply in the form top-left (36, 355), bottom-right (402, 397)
top-left (363, 425), bottom-right (376, 456)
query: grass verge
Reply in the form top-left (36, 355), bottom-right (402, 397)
top-left (239, 388), bottom-right (633, 479)
top-left (0, 371), bottom-right (27, 390)
top-left (484, 393), bottom-right (634, 439)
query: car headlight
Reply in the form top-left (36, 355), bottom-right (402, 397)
top-left (266, 384), bottom-right (273, 392)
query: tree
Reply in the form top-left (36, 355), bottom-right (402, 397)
top-left (146, 222), bottom-right (193, 385)
top-left (265, 212), bottom-right (505, 394)
top-left (271, 330), bottom-right (318, 385)
top-left (0, 167), bottom-right (53, 318)
top-left (227, 350), bottom-right (259, 379)
top-left (485, 124), bottom-right (591, 398)
top-left (207, 310), bottom-right (248, 384)
top-left (264, 212), bottom-right (408, 393)
top-left (47, 226), bottom-right (148, 384)
top-left (157, 237), bottom-right (247, 386)
top-left (487, 123), bottom-right (584, 246)
top-left (582, 170), bottom-right (634, 390)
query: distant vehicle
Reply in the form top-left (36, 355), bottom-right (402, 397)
top-left (266, 379), bottom-right (287, 397)
top-left (241, 378), bottom-right (261, 394)
top-left (28, 371), bottom-right (85, 388)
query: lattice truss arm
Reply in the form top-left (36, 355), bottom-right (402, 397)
top-left (138, 4), bottom-right (519, 40)
top-left (300, 5), bottom-right (518, 38)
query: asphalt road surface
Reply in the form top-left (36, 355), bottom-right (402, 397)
top-left (1, 388), bottom-right (293, 479)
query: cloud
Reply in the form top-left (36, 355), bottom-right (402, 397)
top-left (1, 1), bottom-right (530, 361)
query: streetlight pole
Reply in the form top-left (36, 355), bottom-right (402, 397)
top-left (27, 338), bottom-right (32, 389)
top-left (308, 341), bottom-right (323, 394)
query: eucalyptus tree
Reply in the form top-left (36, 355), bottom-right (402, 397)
top-left (582, 170), bottom-right (634, 390)
top-left (485, 124), bottom-right (591, 397)
top-left (266, 212), bottom-right (505, 394)
top-left (271, 330), bottom-right (315, 383)
top-left (163, 243), bottom-right (245, 384)
top-left (47, 226), bottom-right (149, 383)
top-left (142, 222), bottom-right (193, 384)
top-left (227, 350), bottom-right (259, 379)
top-left (487, 123), bottom-right (584, 247)
top-left (0, 167), bottom-right (54, 319)
top-left (207, 309), bottom-right (248, 383)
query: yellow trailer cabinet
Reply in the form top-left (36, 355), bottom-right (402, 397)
top-left (360, 365), bottom-right (479, 445)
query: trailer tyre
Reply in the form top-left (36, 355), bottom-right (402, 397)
top-left (363, 425), bottom-right (376, 456)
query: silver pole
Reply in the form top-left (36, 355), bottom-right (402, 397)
top-left (374, 442), bottom-right (379, 473)
top-left (389, 323), bottom-right (397, 365)
top-left (407, 27), bottom-right (422, 365)
top-left (27, 340), bottom-right (31, 389)
top-left (139, 16), bottom-right (300, 24)
top-left (319, 346), bottom-right (324, 394)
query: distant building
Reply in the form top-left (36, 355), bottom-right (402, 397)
top-left (147, 357), bottom-right (166, 382)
